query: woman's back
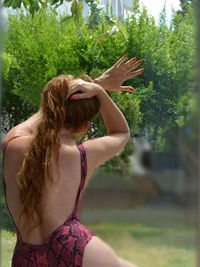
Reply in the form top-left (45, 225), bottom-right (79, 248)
top-left (3, 130), bottom-right (96, 245)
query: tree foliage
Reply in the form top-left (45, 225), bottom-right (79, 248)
top-left (2, 1), bottom-right (196, 172)
top-left (2, 8), bottom-right (142, 174)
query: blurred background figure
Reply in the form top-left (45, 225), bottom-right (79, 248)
top-left (131, 133), bottom-right (152, 175)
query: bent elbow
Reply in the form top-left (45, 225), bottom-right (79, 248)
top-left (118, 132), bottom-right (131, 155)
top-left (124, 131), bottom-right (131, 143)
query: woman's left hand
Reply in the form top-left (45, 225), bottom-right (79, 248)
top-left (94, 54), bottom-right (144, 92)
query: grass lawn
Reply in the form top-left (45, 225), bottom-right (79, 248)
top-left (89, 222), bottom-right (196, 267)
top-left (1, 206), bottom-right (196, 267)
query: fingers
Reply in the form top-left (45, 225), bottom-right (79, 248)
top-left (114, 54), bottom-right (142, 72)
top-left (120, 86), bottom-right (136, 92)
top-left (69, 92), bottom-right (90, 100)
top-left (114, 54), bottom-right (128, 68)
top-left (125, 59), bottom-right (143, 73)
top-left (126, 68), bottom-right (144, 79)
top-left (122, 57), bottom-right (137, 68)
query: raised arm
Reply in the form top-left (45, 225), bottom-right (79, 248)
top-left (93, 54), bottom-right (144, 92)
top-left (69, 80), bottom-right (130, 171)
top-left (96, 85), bottom-right (130, 136)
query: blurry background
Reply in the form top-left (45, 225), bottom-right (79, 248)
top-left (1, 1), bottom-right (198, 267)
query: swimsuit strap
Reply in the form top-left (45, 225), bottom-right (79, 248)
top-left (70, 142), bottom-right (87, 219)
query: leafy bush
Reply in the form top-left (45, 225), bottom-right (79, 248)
top-left (2, 2), bottom-right (196, 170)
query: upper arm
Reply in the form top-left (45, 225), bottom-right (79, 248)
top-left (82, 133), bottom-right (130, 171)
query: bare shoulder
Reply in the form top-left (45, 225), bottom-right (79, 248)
top-left (3, 135), bottom-right (33, 156)
top-left (2, 124), bottom-right (32, 151)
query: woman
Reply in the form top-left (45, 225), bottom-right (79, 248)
top-left (2, 54), bottom-right (144, 267)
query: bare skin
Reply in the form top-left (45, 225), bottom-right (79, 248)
top-left (3, 55), bottom-right (142, 267)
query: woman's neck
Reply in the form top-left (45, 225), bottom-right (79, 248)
top-left (58, 128), bottom-right (73, 139)
top-left (23, 110), bottom-right (42, 135)
top-left (26, 111), bottom-right (74, 139)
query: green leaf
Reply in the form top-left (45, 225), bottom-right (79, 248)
top-left (3, 0), bottom-right (14, 8)
top-left (39, 0), bottom-right (48, 9)
top-left (22, 0), bottom-right (29, 8)
top-left (12, 0), bottom-right (22, 9)
top-left (71, 0), bottom-right (78, 16)
top-left (61, 15), bottom-right (73, 23)
top-left (50, 0), bottom-right (60, 5)
top-left (32, 0), bottom-right (40, 10)
top-left (54, 0), bottom-right (64, 8)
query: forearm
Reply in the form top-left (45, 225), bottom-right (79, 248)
top-left (96, 87), bottom-right (130, 135)
top-left (93, 77), bottom-right (108, 90)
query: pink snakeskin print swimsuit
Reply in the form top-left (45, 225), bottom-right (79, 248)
top-left (3, 139), bottom-right (96, 267)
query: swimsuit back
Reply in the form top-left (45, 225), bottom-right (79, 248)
top-left (2, 137), bottom-right (88, 242)
top-left (3, 136), bottom-right (96, 267)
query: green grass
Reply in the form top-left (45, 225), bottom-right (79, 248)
top-left (1, 201), bottom-right (196, 267)
top-left (89, 222), bottom-right (196, 267)
top-left (2, 220), bottom-right (196, 267)
top-left (2, 231), bottom-right (15, 267)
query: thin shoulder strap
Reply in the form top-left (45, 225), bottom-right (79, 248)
top-left (71, 142), bottom-right (87, 219)
top-left (76, 142), bottom-right (87, 181)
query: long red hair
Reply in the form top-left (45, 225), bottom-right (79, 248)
top-left (16, 74), bottom-right (100, 233)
